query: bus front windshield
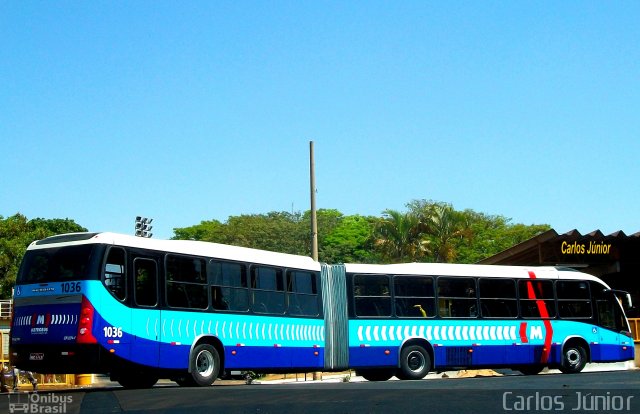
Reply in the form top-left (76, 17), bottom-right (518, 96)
top-left (17, 245), bottom-right (101, 284)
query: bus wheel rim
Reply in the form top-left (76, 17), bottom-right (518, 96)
top-left (566, 349), bottom-right (581, 367)
top-left (407, 350), bottom-right (426, 372)
top-left (196, 350), bottom-right (215, 377)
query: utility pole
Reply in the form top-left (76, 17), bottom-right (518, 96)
top-left (309, 141), bottom-right (321, 382)
top-left (310, 141), bottom-right (318, 261)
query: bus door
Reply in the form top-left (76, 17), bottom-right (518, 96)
top-left (101, 246), bottom-right (132, 361)
top-left (131, 255), bottom-right (161, 368)
top-left (593, 289), bottom-right (630, 361)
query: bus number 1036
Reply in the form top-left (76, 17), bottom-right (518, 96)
top-left (103, 326), bottom-right (123, 338)
top-left (61, 282), bottom-right (81, 293)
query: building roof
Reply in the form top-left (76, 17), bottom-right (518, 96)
top-left (479, 229), bottom-right (640, 272)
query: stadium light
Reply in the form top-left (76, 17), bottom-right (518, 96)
top-left (135, 216), bottom-right (153, 238)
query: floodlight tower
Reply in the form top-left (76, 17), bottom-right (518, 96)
top-left (135, 216), bottom-right (153, 238)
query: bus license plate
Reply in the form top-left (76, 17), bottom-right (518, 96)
top-left (29, 353), bottom-right (44, 361)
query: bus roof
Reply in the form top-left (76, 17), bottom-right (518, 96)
top-left (28, 232), bottom-right (322, 272)
top-left (343, 262), bottom-right (607, 285)
top-left (27, 232), bottom-right (608, 286)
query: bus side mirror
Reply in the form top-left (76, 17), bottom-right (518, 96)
top-left (607, 289), bottom-right (633, 310)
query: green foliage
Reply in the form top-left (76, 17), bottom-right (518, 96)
top-left (172, 201), bottom-right (549, 266)
top-left (321, 215), bottom-right (377, 263)
top-left (0, 214), bottom-right (86, 298)
top-left (370, 200), bottom-right (550, 264)
top-left (454, 212), bottom-right (551, 264)
top-left (172, 210), bottom-right (377, 263)
top-left (407, 200), bottom-right (473, 263)
top-left (172, 219), bottom-right (226, 241)
top-left (225, 212), bottom-right (307, 254)
top-left (0, 203), bottom-right (549, 299)
top-left (374, 209), bottom-right (425, 263)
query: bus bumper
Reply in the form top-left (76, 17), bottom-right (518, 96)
top-left (10, 344), bottom-right (108, 374)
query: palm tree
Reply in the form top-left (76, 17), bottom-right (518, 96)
top-left (374, 209), bottom-right (426, 262)
top-left (421, 203), bottom-right (471, 263)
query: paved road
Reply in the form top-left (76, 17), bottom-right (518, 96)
top-left (2, 370), bottom-right (639, 414)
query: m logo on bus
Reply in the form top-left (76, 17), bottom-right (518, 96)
top-left (529, 325), bottom-right (543, 340)
top-left (30, 313), bottom-right (51, 335)
top-left (519, 322), bottom-right (546, 342)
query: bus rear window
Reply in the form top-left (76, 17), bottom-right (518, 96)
top-left (17, 245), bottom-right (100, 284)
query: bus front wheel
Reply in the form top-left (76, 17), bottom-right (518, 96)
top-left (559, 343), bottom-right (587, 374)
top-left (397, 345), bottom-right (431, 380)
top-left (189, 343), bottom-right (220, 386)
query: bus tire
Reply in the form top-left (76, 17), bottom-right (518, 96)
top-left (559, 343), bottom-right (587, 374)
top-left (174, 377), bottom-right (197, 387)
top-left (517, 365), bottom-right (544, 375)
top-left (398, 345), bottom-right (431, 380)
top-left (189, 343), bottom-right (220, 386)
top-left (356, 369), bottom-right (394, 382)
top-left (117, 373), bottom-right (158, 389)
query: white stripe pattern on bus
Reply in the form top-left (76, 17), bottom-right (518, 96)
top-left (356, 323), bottom-right (519, 343)
top-left (142, 317), bottom-right (325, 344)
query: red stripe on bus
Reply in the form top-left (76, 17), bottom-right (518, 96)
top-left (519, 322), bottom-right (528, 343)
top-left (527, 271), bottom-right (553, 364)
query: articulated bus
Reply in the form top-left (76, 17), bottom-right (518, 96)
top-left (10, 233), bottom-right (634, 387)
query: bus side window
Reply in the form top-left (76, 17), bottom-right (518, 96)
top-left (209, 260), bottom-right (249, 312)
top-left (518, 280), bottom-right (556, 318)
top-left (104, 247), bottom-right (126, 301)
top-left (251, 266), bottom-right (285, 315)
top-left (394, 275), bottom-right (434, 318)
top-left (134, 258), bottom-right (158, 307)
top-left (287, 270), bottom-right (320, 317)
top-left (438, 277), bottom-right (477, 318)
top-left (353, 274), bottom-right (391, 317)
top-left (165, 255), bottom-right (208, 310)
top-left (557, 281), bottom-right (592, 319)
top-left (479, 278), bottom-right (517, 318)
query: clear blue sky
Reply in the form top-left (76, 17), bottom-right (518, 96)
top-left (1, 1), bottom-right (639, 240)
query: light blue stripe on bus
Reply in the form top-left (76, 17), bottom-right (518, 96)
top-left (348, 319), bottom-right (618, 347)
top-left (87, 281), bottom-right (325, 347)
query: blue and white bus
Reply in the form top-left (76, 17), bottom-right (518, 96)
top-left (343, 263), bottom-right (634, 380)
top-left (10, 233), bottom-right (634, 387)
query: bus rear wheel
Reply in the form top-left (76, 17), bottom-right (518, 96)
top-left (397, 345), bottom-right (431, 380)
top-left (189, 343), bottom-right (220, 386)
top-left (559, 343), bottom-right (587, 374)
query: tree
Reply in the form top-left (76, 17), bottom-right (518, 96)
top-left (172, 220), bottom-right (226, 241)
top-left (224, 212), bottom-right (307, 254)
top-left (0, 214), bottom-right (86, 298)
top-left (321, 215), bottom-right (377, 263)
top-left (173, 209), bottom-right (349, 259)
top-left (173, 212), bottom-right (308, 255)
top-left (408, 200), bottom-right (472, 263)
top-left (374, 209), bottom-right (426, 262)
top-left (453, 211), bottom-right (550, 263)
top-left (172, 202), bottom-right (550, 266)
